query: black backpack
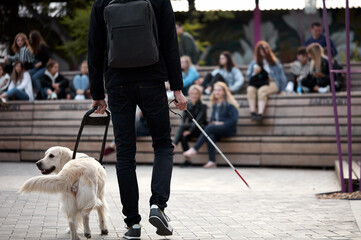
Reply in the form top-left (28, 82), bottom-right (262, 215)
top-left (104, 0), bottom-right (159, 68)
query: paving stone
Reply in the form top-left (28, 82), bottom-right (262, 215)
top-left (1, 162), bottom-right (361, 239)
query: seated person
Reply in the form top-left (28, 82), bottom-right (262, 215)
top-left (37, 60), bottom-right (69, 100)
top-left (0, 61), bottom-right (34, 102)
top-left (201, 51), bottom-right (244, 95)
top-left (180, 56), bottom-right (199, 96)
top-left (285, 47), bottom-right (310, 93)
top-left (183, 82), bottom-right (239, 168)
top-left (246, 41), bottom-right (287, 121)
top-left (173, 85), bottom-right (207, 166)
top-left (4, 33), bottom-right (35, 73)
top-left (304, 21), bottom-right (337, 57)
top-left (0, 64), bottom-right (10, 95)
top-left (71, 60), bottom-right (91, 100)
top-left (28, 30), bottom-right (51, 93)
top-left (300, 43), bottom-right (330, 93)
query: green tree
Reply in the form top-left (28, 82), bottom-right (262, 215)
top-left (59, 3), bottom-right (93, 64)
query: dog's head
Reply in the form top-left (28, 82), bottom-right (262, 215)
top-left (36, 146), bottom-right (73, 175)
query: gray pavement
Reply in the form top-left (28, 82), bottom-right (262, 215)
top-left (1, 162), bottom-right (361, 240)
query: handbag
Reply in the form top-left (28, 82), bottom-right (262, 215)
top-left (249, 68), bottom-right (269, 88)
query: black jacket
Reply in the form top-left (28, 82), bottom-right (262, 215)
top-left (40, 73), bottom-right (69, 99)
top-left (88, 0), bottom-right (183, 100)
top-left (35, 44), bottom-right (51, 68)
top-left (181, 100), bottom-right (207, 134)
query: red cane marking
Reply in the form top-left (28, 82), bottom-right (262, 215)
top-left (234, 169), bottom-right (250, 189)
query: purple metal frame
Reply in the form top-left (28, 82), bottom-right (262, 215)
top-left (322, 0), bottom-right (345, 192)
top-left (253, 0), bottom-right (261, 48)
top-left (323, 0), bottom-right (359, 192)
top-left (344, 0), bottom-right (353, 193)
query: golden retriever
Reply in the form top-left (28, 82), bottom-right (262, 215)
top-left (19, 146), bottom-right (108, 240)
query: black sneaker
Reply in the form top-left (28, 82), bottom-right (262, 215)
top-left (123, 224), bottom-right (141, 240)
top-left (251, 112), bottom-right (257, 121)
top-left (180, 159), bottom-right (192, 167)
top-left (255, 114), bottom-right (263, 122)
top-left (149, 205), bottom-right (173, 236)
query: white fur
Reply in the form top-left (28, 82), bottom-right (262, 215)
top-left (19, 146), bottom-right (109, 240)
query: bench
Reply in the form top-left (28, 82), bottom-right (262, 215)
top-left (195, 62), bottom-right (361, 93)
top-left (1, 91), bottom-right (361, 167)
top-left (61, 62), bottom-right (361, 94)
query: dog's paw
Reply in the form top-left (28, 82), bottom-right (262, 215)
top-left (84, 232), bottom-right (91, 239)
top-left (101, 229), bottom-right (109, 235)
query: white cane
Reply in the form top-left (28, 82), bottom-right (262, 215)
top-left (170, 100), bottom-right (250, 189)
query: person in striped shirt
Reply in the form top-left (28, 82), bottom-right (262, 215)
top-left (4, 33), bottom-right (35, 71)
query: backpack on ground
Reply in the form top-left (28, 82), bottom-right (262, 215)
top-left (104, 0), bottom-right (159, 68)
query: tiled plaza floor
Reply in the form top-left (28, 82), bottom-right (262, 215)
top-left (0, 162), bottom-right (361, 239)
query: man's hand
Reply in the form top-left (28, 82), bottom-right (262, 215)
top-left (34, 62), bottom-right (42, 68)
top-left (183, 130), bottom-right (190, 136)
top-left (92, 99), bottom-right (107, 114)
top-left (173, 90), bottom-right (188, 111)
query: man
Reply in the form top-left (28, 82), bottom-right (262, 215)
top-left (88, 0), bottom-right (188, 239)
top-left (304, 21), bottom-right (338, 57)
top-left (285, 47), bottom-right (310, 93)
top-left (176, 22), bottom-right (199, 64)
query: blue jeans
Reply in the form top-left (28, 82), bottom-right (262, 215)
top-left (107, 81), bottom-right (173, 227)
top-left (29, 67), bottom-right (46, 92)
top-left (193, 124), bottom-right (235, 162)
top-left (73, 75), bottom-right (89, 91)
top-left (6, 88), bottom-right (29, 101)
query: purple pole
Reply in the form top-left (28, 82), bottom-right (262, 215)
top-left (322, 0), bottom-right (345, 192)
top-left (345, 0), bottom-right (353, 193)
top-left (253, 0), bottom-right (261, 48)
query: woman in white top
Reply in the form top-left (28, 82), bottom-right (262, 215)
top-left (0, 61), bottom-right (34, 101)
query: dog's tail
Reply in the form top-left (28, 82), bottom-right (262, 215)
top-left (19, 175), bottom-right (66, 194)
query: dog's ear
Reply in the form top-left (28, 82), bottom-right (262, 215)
top-left (60, 147), bottom-right (73, 160)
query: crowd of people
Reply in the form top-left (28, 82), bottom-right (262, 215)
top-left (170, 21), bottom-right (342, 167)
top-left (1, 21), bottom-right (344, 168)
top-left (0, 31), bottom-right (91, 104)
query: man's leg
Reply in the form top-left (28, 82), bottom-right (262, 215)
top-left (107, 85), bottom-right (141, 227)
top-left (137, 82), bottom-right (173, 209)
top-left (137, 81), bottom-right (173, 236)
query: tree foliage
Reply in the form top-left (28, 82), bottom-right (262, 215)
top-left (59, 3), bottom-right (93, 63)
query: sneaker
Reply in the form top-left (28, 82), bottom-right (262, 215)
top-left (180, 159), bottom-right (192, 167)
top-left (251, 112), bottom-right (257, 121)
top-left (255, 114), bottom-right (263, 122)
top-left (285, 82), bottom-right (294, 93)
top-left (74, 94), bottom-right (85, 100)
top-left (49, 92), bottom-right (58, 100)
top-left (123, 224), bottom-right (141, 240)
top-left (104, 147), bottom-right (115, 156)
top-left (318, 85), bottom-right (330, 94)
top-left (149, 205), bottom-right (173, 236)
top-left (203, 161), bottom-right (217, 168)
top-left (183, 147), bottom-right (197, 158)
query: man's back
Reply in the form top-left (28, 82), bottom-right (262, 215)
top-left (88, 0), bottom-right (183, 100)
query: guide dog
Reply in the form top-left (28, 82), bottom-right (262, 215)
top-left (19, 146), bottom-right (108, 240)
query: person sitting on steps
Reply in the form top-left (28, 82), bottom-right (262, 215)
top-left (183, 81), bottom-right (239, 168)
top-left (173, 85), bottom-right (207, 167)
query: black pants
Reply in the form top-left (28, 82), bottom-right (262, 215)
top-left (173, 123), bottom-right (201, 152)
top-left (107, 81), bottom-right (173, 227)
top-left (201, 73), bottom-right (227, 90)
top-left (302, 74), bottom-right (330, 92)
